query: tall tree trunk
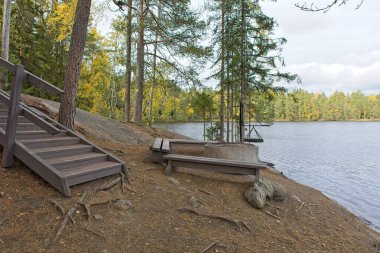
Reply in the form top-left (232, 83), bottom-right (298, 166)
top-left (58, 0), bottom-right (92, 130)
top-left (239, 0), bottom-right (246, 143)
top-left (219, 0), bottom-right (225, 142)
top-left (148, 1), bottom-right (161, 127)
top-left (0, 0), bottom-right (11, 90)
top-left (133, 0), bottom-right (145, 124)
top-left (124, 0), bottom-right (132, 122)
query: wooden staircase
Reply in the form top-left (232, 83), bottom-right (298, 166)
top-left (0, 59), bottom-right (128, 197)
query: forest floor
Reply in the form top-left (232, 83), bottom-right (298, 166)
top-left (0, 96), bottom-right (379, 253)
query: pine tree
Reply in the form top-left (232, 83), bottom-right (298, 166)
top-left (58, 0), bottom-right (93, 130)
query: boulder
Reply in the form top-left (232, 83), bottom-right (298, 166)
top-left (256, 178), bottom-right (274, 198)
top-left (272, 183), bottom-right (287, 201)
top-left (244, 183), bottom-right (266, 209)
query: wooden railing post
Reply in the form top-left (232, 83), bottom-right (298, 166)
top-left (2, 64), bottom-right (25, 168)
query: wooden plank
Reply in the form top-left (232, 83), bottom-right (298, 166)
top-left (170, 160), bottom-right (261, 177)
top-left (22, 109), bottom-right (60, 134)
top-left (25, 71), bottom-right (64, 96)
top-left (0, 57), bottom-right (16, 73)
top-left (163, 154), bottom-right (268, 169)
top-left (14, 142), bottom-right (70, 196)
top-left (161, 139), bottom-right (170, 152)
top-left (152, 138), bottom-right (163, 150)
top-left (33, 144), bottom-right (94, 159)
top-left (2, 64), bottom-right (25, 167)
top-left (67, 163), bottom-right (122, 186)
top-left (19, 136), bottom-right (80, 148)
top-left (0, 115), bottom-right (29, 123)
top-left (47, 153), bottom-right (107, 170)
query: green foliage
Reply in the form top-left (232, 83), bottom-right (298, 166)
top-left (268, 90), bottom-right (380, 121)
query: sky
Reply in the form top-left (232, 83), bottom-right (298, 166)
top-left (96, 0), bottom-right (380, 95)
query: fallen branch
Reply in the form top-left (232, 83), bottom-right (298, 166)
top-left (266, 203), bottom-right (284, 211)
top-left (296, 202), bottom-right (306, 213)
top-left (264, 210), bottom-right (280, 220)
top-left (49, 200), bottom-right (65, 216)
top-left (197, 189), bottom-right (213, 196)
top-left (120, 173), bottom-right (126, 194)
top-left (200, 241), bottom-right (227, 253)
top-left (177, 208), bottom-right (252, 233)
top-left (81, 226), bottom-right (106, 239)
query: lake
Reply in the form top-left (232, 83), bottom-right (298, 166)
top-left (155, 121), bottom-right (380, 232)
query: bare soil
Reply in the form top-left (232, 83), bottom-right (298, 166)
top-left (0, 97), bottom-right (379, 253)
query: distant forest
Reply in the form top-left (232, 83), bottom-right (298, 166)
top-left (269, 90), bottom-right (380, 121)
top-left (137, 87), bottom-right (380, 123)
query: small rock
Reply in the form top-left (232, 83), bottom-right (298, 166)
top-left (129, 162), bottom-right (136, 167)
top-left (257, 178), bottom-right (274, 198)
top-left (154, 185), bottom-right (163, 191)
top-left (115, 200), bottom-right (132, 211)
top-left (93, 214), bottom-right (103, 221)
top-left (188, 195), bottom-right (201, 208)
top-left (0, 192), bottom-right (4, 198)
top-left (244, 183), bottom-right (266, 209)
top-left (168, 177), bottom-right (180, 186)
top-left (272, 183), bottom-right (287, 201)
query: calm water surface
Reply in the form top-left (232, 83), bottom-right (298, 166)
top-left (155, 122), bottom-right (380, 232)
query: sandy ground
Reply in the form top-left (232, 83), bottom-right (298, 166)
top-left (0, 97), bottom-right (379, 253)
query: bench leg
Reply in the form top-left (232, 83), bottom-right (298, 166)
top-left (255, 169), bottom-right (260, 182)
top-left (165, 160), bottom-right (173, 175)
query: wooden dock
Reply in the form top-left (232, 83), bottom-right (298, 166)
top-left (0, 58), bottom-right (128, 196)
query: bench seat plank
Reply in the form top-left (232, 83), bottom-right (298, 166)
top-left (152, 138), bottom-right (163, 151)
top-left (163, 154), bottom-right (267, 181)
top-left (163, 154), bottom-right (267, 169)
top-left (162, 139), bottom-right (170, 152)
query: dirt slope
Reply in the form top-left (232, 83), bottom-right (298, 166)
top-left (0, 97), bottom-right (379, 253)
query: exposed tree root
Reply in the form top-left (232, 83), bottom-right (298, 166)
top-left (53, 192), bottom-right (90, 243)
top-left (177, 208), bottom-right (252, 233)
top-left (200, 240), bottom-right (227, 253)
top-left (49, 200), bottom-right (65, 216)
top-left (52, 172), bottom-right (130, 243)
top-left (264, 210), bottom-right (281, 220)
top-left (296, 202), bottom-right (306, 213)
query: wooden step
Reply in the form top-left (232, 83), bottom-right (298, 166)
top-left (33, 144), bottom-right (94, 159)
top-left (19, 136), bottom-right (80, 148)
top-left (16, 130), bottom-right (68, 139)
top-left (0, 116), bottom-right (30, 123)
top-left (47, 152), bottom-right (108, 170)
top-left (0, 122), bottom-right (41, 130)
top-left (63, 161), bottom-right (123, 186)
top-left (16, 130), bottom-right (52, 139)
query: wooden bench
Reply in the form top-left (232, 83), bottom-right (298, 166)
top-left (146, 138), bottom-right (171, 163)
top-left (163, 154), bottom-right (268, 181)
top-left (146, 138), bottom-right (218, 163)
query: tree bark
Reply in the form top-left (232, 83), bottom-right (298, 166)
top-left (1, 0), bottom-right (11, 60)
top-left (219, 0), bottom-right (225, 142)
top-left (0, 0), bottom-right (11, 90)
top-left (148, 1), bottom-right (161, 126)
top-left (239, 0), bottom-right (246, 143)
top-left (58, 0), bottom-right (92, 130)
top-left (124, 0), bottom-right (133, 122)
top-left (133, 0), bottom-right (145, 124)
